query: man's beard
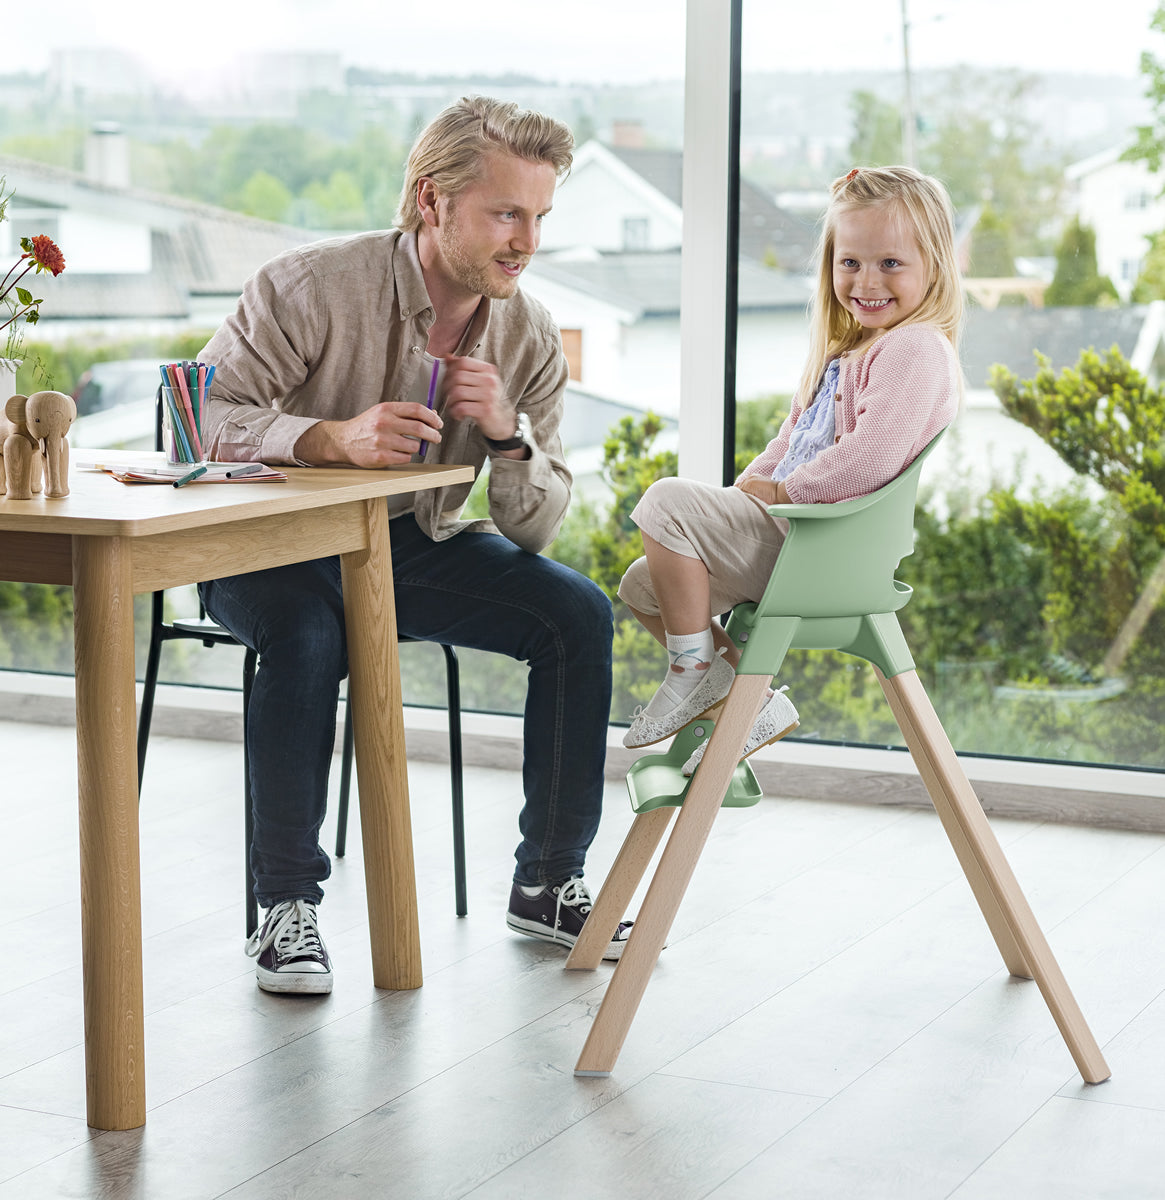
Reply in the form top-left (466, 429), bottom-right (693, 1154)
top-left (438, 207), bottom-right (524, 300)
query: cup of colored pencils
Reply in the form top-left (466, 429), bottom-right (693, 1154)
top-left (159, 360), bottom-right (215, 465)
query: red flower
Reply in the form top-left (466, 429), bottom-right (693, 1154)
top-left (29, 234), bottom-right (65, 277)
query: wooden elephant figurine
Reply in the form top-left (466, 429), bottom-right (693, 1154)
top-left (27, 389), bottom-right (77, 499)
top-left (2, 394), bottom-right (45, 500)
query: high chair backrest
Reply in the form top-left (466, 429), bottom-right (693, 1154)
top-left (727, 433), bottom-right (944, 679)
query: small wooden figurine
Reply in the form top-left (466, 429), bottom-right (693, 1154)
top-left (2, 393), bottom-right (44, 500)
top-left (27, 389), bottom-right (77, 498)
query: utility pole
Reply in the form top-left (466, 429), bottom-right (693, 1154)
top-left (900, 0), bottom-right (916, 167)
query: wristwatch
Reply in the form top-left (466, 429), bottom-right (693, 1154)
top-left (484, 412), bottom-right (531, 452)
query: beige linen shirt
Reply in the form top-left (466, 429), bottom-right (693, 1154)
top-left (200, 229), bottom-right (572, 553)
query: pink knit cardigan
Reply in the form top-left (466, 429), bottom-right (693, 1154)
top-left (737, 322), bottom-right (961, 505)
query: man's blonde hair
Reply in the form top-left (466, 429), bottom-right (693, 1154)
top-left (798, 165), bottom-right (963, 405)
top-left (396, 96), bottom-right (574, 232)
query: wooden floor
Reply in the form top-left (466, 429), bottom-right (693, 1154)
top-left (3, 718), bottom-right (1165, 1200)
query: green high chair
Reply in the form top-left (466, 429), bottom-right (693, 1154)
top-left (566, 435), bottom-right (1110, 1085)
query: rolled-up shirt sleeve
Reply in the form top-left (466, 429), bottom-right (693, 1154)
top-left (200, 252), bottom-right (326, 464)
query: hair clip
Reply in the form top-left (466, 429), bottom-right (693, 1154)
top-left (845, 168), bottom-right (860, 182)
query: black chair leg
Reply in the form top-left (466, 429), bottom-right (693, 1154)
top-left (136, 592), bottom-right (167, 795)
top-left (243, 648), bottom-right (258, 939)
top-left (442, 644), bottom-right (467, 918)
top-left (335, 701), bottom-right (354, 859)
top-left (333, 644), bottom-right (468, 915)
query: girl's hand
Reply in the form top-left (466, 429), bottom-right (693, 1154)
top-left (738, 476), bottom-right (790, 505)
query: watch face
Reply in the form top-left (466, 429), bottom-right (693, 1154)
top-left (516, 412), bottom-right (532, 440)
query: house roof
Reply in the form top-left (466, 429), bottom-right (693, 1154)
top-left (961, 304), bottom-right (1151, 388)
top-left (0, 154), bottom-right (317, 321)
top-left (605, 145), bottom-right (816, 272)
top-left (528, 249), bottom-right (810, 318)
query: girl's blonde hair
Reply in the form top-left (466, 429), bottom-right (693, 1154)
top-left (797, 165), bottom-right (963, 405)
top-left (396, 95), bottom-right (574, 232)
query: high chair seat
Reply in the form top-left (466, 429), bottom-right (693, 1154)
top-left (566, 433), bottom-right (1110, 1086)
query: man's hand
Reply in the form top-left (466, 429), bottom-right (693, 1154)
top-left (293, 402), bottom-right (442, 467)
top-left (441, 355), bottom-right (514, 441)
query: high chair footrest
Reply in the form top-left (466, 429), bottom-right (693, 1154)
top-left (626, 755), bottom-right (762, 813)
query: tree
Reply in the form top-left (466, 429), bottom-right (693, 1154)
top-left (1131, 228), bottom-right (1165, 301)
top-left (1043, 217), bottom-right (1119, 307)
top-left (239, 171), bottom-right (293, 223)
top-left (847, 90), bottom-right (902, 167)
top-left (968, 204), bottom-right (1018, 279)
top-left (1125, 2), bottom-right (1165, 173)
top-left (844, 68), bottom-right (1066, 258)
top-left (990, 346), bottom-right (1165, 679)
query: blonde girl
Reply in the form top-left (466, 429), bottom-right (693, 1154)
top-left (620, 164), bottom-right (964, 772)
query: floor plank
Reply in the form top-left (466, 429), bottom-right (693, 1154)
top-left (2, 717), bottom-right (1164, 1200)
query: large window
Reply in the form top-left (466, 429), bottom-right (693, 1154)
top-left (2, 2), bottom-right (1162, 777)
top-left (729, 0), bottom-right (1164, 772)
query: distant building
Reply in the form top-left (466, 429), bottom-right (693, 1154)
top-left (542, 139), bottom-right (817, 272)
top-left (523, 249), bottom-right (811, 415)
top-left (0, 133), bottom-right (319, 344)
top-left (1065, 143), bottom-right (1165, 300)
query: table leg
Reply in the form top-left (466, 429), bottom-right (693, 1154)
top-left (340, 499), bottom-right (422, 990)
top-left (72, 535), bottom-right (146, 1129)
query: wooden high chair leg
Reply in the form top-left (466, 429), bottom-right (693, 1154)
top-left (877, 668), bottom-right (1111, 1084)
top-left (574, 674), bottom-right (770, 1077)
top-left (566, 806), bottom-right (675, 970)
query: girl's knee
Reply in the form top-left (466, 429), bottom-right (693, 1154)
top-left (617, 555), bottom-right (659, 616)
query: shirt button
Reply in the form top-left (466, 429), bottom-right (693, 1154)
top-left (410, 345), bottom-right (420, 354)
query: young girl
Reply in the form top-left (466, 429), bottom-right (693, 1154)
top-left (619, 165), bottom-right (964, 773)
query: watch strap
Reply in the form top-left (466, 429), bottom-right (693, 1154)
top-left (484, 433), bottom-right (527, 451)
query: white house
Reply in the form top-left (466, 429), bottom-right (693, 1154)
top-left (1065, 142), bottom-right (1165, 300)
top-left (543, 139), bottom-right (817, 272)
top-left (523, 248), bottom-right (811, 416)
top-left (0, 135), bottom-right (320, 345)
top-left (528, 137), bottom-right (817, 416)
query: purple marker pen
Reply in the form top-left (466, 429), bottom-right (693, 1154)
top-left (419, 359), bottom-right (440, 461)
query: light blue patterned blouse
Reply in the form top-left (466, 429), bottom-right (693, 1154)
top-left (771, 357), bottom-right (840, 483)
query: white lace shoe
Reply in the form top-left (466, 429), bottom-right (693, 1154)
top-left (681, 685), bottom-right (799, 776)
top-left (245, 899), bottom-right (333, 994)
top-left (623, 650), bottom-right (736, 748)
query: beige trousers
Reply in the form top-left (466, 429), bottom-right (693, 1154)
top-left (618, 476), bottom-right (787, 619)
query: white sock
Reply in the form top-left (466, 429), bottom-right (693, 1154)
top-left (643, 628), bottom-right (716, 718)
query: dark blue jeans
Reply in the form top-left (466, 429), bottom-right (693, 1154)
top-left (199, 513), bottom-right (613, 908)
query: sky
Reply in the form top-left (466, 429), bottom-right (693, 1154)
top-left (18, 0), bottom-right (1164, 87)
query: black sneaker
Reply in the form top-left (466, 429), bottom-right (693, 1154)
top-left (245, 899), bottom-right (333, 994)
top-left (506, 877), bottom-right (633, 961)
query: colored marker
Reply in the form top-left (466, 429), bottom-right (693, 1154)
top-left (419, 359), bottom-right (440, 461)
top-left (224, 463), bottom-right (264, 478)
top-left (172, 465), bottom-right (208, 488)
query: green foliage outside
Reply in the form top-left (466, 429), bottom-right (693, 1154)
top-left (3, 120), bottom-right (410, 233)
top-left (846, 71), bottom-right (1065, 265)
top-left (1131, 229), bottom-right (1165, 302)
top-left (969, 205), bottom-right (1019, 280)
top-left (14, 332), bottom-right (214, 396)
top-left (1044, 217), bottom-right (1119, 307)
top-left (531, 368), bottom-right (1165, 768)
top-left (1124, 2), bottom-right (1165, 174)
top-left (1, 332), bottom-right (220, 683)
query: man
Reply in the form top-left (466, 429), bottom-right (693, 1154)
top-left (198, 96), bottom-right (624, 994)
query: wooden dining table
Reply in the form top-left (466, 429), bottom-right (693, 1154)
top-left (0, 452), bottom-right (474, 1130)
